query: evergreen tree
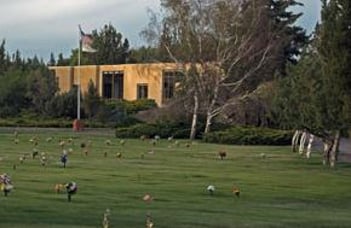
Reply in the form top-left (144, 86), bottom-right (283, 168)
top-left (46, 86), bottom-right (79, 119)
top-left (91, 23), bottom-right (130, 65)
top-left (268, 0), bottom-right (309, 74)
top-left (13, 50), bottom-right (23, 68)
top-left (57, 53), bottom-right (70, 66)
top-left (69, 48), bottom-right (91, 66)
top-left (0, 39), bottom-right (7, 74)
top-left (0, 69), bottom-right (29, 117)
top-left (274, 0), bottom-right (351, 167)
top-left (83, 80), bottom-right (101, 119)
top-left (26, 67), bottom-right (58, 115)
top-left (48, 52), bottom-right (56, 66)
top-left (129, 46), bottom-right (159, 63)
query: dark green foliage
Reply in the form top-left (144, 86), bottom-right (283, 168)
top-left (56, 53), bottom-right (70, 66)
top-left (0, 39), bottom-right (7, 74)
top-left (26, 67), bottom-right (58, 115)
top-left (91, 23), bottom-right (130, 65)
top-left (68, 48), bottom-right (90, 66)
top-left (316, 0), bottom-right (351, 132)
top-left (273, 0), bottom-right (351, 138)
top-left (0, 116), bottom-right (72, 127)
top-left (203, 126), bottom-right (293, 145)
top-left (0, 42), bottom-right (60, 118)
top-left (12, 50), bottom-right (23, 69)
top-left (93, 101), bottom-right (133, 126)
top-left (272, 52), bottom-right (322, 131)
top-left (115, 122), bottom-right (192, 139)
top-left (268, 0), bottom-right (309, 73)
top-left (0, 69), bottom-right (28, 117)
top-left (83, 80), bottom-right (101, 119)
top-left (46, 87), bottom-right (80, 119)
top-left (48, 52), bottom-right (56, 66)
top-left (88, 99), bottom-right (156, 127)
top-left (128, 46), bottom-right (159, 63)
top-left (113, 99), bottom-right (157, 114)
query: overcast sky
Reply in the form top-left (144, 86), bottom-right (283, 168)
top-left (0, 0), bottom-right (321, 61)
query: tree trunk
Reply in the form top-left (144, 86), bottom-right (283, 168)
top-left (204, 113), bottom-right (213, 134)
top-left (330, 130), bottom-right (340, 168)
top-left (306, 134), bottom-right (314, 159)
top-left (335, 133), bottom-right (341, 161)
top-left (298, 131), bottom-right (307, 155)
top-left (190, 93), bottom-right (199, 140)
top-left (291, 130), bottom-right (301, 152)
top-left (322, 139), bottom-right (333, 166)
top-left (204, 79), bottom-right (220, 135)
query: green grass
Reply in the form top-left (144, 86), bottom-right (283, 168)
top-left (0, 129), bottom-right (350, 227)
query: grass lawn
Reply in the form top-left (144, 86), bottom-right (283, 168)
top-left (0, 128), bottom-right (350, 227)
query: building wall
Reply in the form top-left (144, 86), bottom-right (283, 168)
top-left (49, 63), bottom-right (181, 106)
top-left (72, 65), bottom-right (99, 95)
top-left (51, 66), bottom-right (73, 93)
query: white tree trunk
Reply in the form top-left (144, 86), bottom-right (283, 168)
top-left (292, 130), bottom-right (301, 152)
top-left (204, 79), bottom-right (220, 135)
top-left (204, 113), bottom-right (213, 134)
top-left (330, 130), bottom-right (340, 168)
top-left (190, 93), bottom-right (199, 140)
top-left (299, 131), bottom-right (307, 155)
top-left (306, 134), bottom-right (314, 159)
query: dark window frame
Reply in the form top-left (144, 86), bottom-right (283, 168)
top-left (102, 71), bottom-right (124, 99)
top-left (162, 70), bottom-right (183, 101)
top-left (137, 83), bottom-right (148, 100)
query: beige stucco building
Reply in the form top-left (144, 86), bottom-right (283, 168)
top-left (49, 63), bottom-right (183, 106)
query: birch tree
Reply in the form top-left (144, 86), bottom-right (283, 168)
top-left (142, 0), bottom-right (307, 138)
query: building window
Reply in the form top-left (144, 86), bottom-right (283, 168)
top-left (162, 71), bottom-right (183, 101)
top-left (102, 71), bottom-right (124, 99)
top-left (102, 74), bottom-right (112, 98)
top-left (137, 84), bottom-right (148, 99)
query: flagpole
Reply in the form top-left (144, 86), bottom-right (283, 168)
top-left (77, 27), bottom-right (81, 120)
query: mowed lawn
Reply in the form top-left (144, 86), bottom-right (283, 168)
top-left (0, 129), bottom-right (351, 228)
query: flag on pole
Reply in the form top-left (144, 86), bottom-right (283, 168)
top-left (79, 25), bottom-right (97, 53)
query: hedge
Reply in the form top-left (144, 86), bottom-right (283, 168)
top-left (203, 126), bottom-right (293, 145)
top-left (115, 122), bottom-right (191, 139)
top-left (0, 117), bottom-right (111, 128)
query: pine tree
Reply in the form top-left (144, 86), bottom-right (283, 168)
top-left (0, 39), bottom-right (6, 74)
top-left (268, 0), bottom-right (309, 74)
top-left (274, 0), bottom-right (351, 167)
top-left (57, 53), bottom-right (69, 66)
top-left (83, 80), bottom-right (101, 120)
top-left (91, 23), bottom-right (130, 65)
top-left (48, 52), bottom-right (56, 66)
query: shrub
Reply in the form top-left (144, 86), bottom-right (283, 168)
top-left (107, 99), bottom-right (157, 115)
top-left (203, 126), bottom-right (293, 145)
top-left (115, 122), bottom-right (192, 139)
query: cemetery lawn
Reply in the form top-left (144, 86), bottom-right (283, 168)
top-left (0, 128), bottom-right (351, 228)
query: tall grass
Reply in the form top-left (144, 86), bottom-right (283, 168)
top-left (0, 129), bottom-right (350, 227)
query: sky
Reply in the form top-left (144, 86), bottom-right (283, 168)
top-left (0, 0), bottom-right (321, 61)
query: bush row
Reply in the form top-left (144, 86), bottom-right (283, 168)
top-left (106, 99), bottom-right (157, 115)
top-left (115, 122), bottom-right (293, 145)
top-left (115, 122), bottom-right (191, 139)
top-left (203, 126), bottom-right (293, 145)
top-left (0, 117), bottom-right (110, 128)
